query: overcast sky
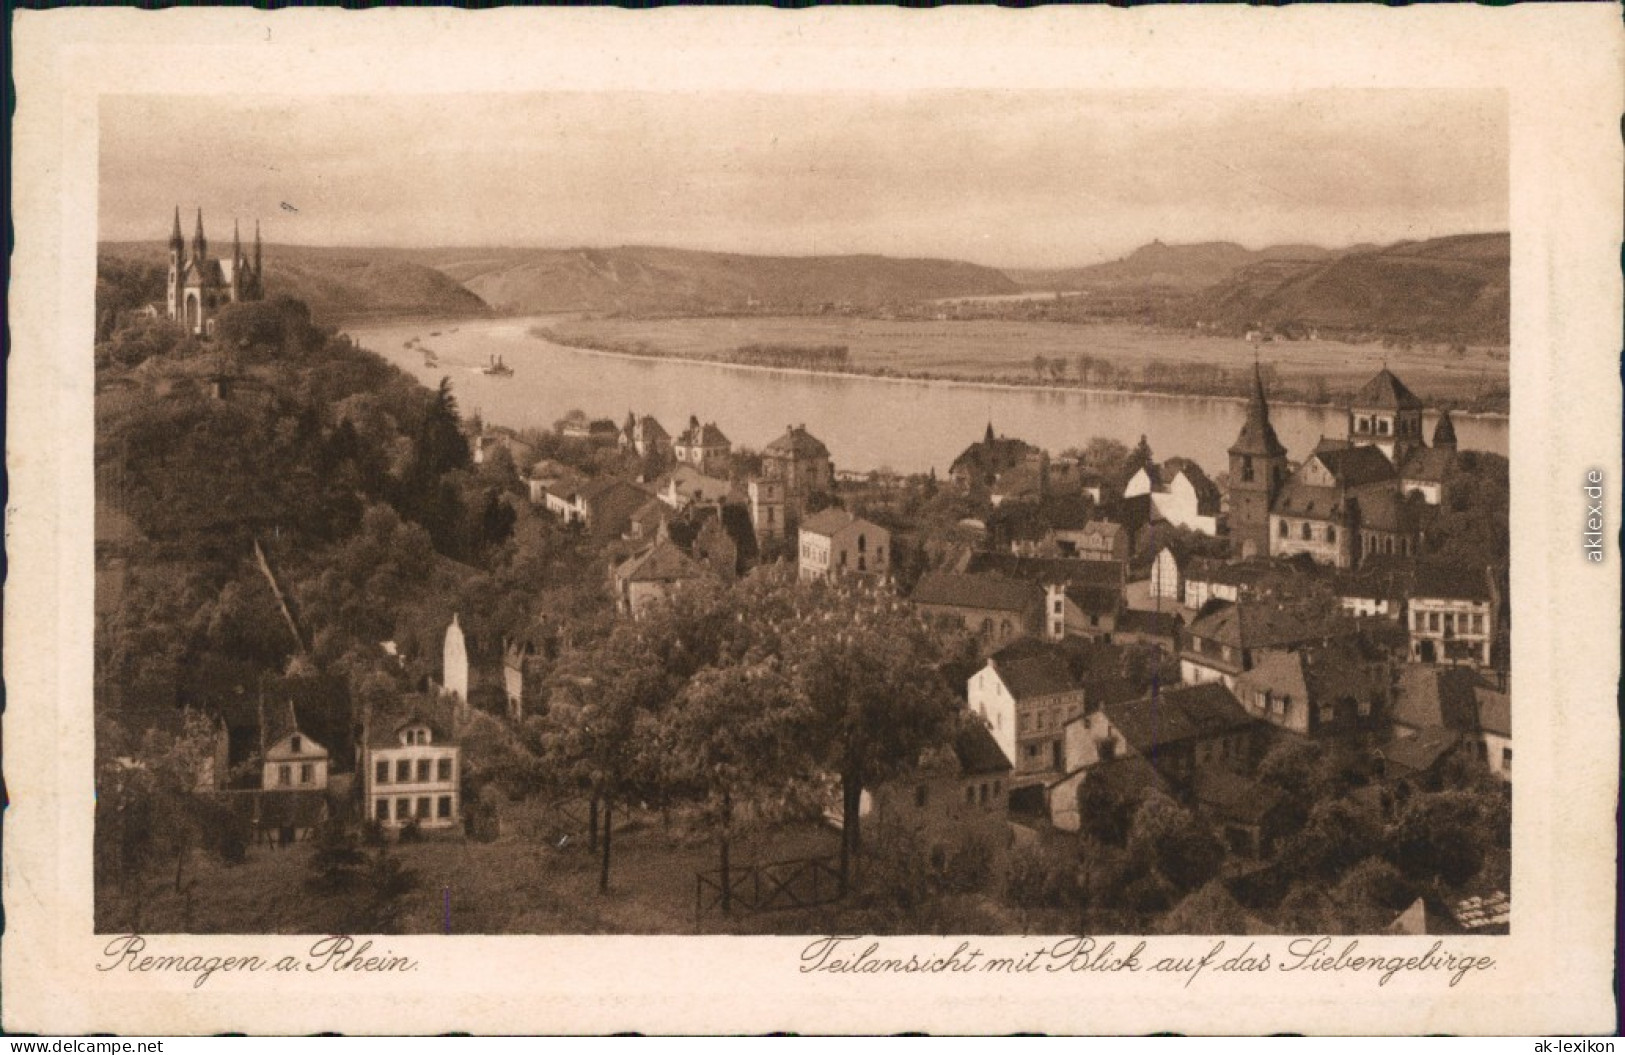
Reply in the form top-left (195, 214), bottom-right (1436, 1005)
top-left (100, 90), bottom-right (1506, 269)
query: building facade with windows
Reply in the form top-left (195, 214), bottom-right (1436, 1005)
top-left (1408, 565), bottom-right (1497, 667)
top-left (967, 640), bottom-right (1087, 787)
top-left (797, 509), bottom-right (890, 581)
top-left (363, 717), bottom-right (461, 831)
top-left (262, 730), bottom-right (329, 792)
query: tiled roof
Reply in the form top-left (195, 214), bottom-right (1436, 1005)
top-left (1312, 446), bottom-right (1400, 488)
top-left (800, 508), bottom-right (863, 537)
top-left (367, 701), bottom-right (456, 748)
top-left (1334, 557), bottom-right (1417, 601)
top-left (1350, 487), bottom-right (1431, 535)
top-left (1080, 673), bottom-right (1140, 710)
top-left (1236, 649), bottom-right (1310, 704)
top-left (1186, 599), bottom-right (1352, 651)
top-left (1412, 562), bottom-right (1493, 601)
top-left (991, 648), bottom-right (1079, 700)
top-left (954, 720), bottom-right (1014, 775)
top-left (1100, 683), bottom-right (1254, 755)
top-left (963, 552), bottom-right (1125, 588)
top-left (764, 425), bottom-right (830, 459)
top-left (1399, 446), bottom-right (1455, 484)
top-left (910, 572), bottom-right (1041, 615)
top-left (616, 538), bottom-right (711, 584)
top-left (581, 479), bottom-right (656, 535)
top-left (1187, 557), bottom-right (1318, 592)
top-left (1239, 643), bottom-right (1386, 709)
top-left (1392, 664), bottom-right (1488, 732)
top-left (950, 435), bottom-right (1040, 476)
top-left (1273, 483), bottom-right (1348, 520)
top-left (1115, 609), bottom-right (1184, 637)
top-left (1474, 685), bottom-right (1510, 738)
top-left (1066, 583), bottom-right (1121, 618)
top-left (677, 419), bottom-right (730, 447)
top-left (1060, 753), bottom-right (1170, 800)
top-left (1353, 368), bottom-right (1425, 410)
top-left (1382, 727), bottom-right (1461, 775)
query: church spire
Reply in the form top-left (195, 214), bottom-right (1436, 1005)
top-left (1432, 408), bottom-right (1458, 451)
top-left (984, 421), bottom-right (995, 445)
top-left (1229, 356), bottom-right (1287, 458)
top-left (190, 208), bottom-right (207, 264)
top-left (168, 206), bottom-right (185, 255)
top-left (254, 220), bottom-right (263, 280)
top-left (233, 218), bottom-right (242, 263)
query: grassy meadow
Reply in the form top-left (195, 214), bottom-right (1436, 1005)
top-left (540, 315), bottom-right (1509, 407)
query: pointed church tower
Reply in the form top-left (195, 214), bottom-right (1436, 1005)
top-left (166, 207), bottom-right (185, 322)
top-left (1431, 408), bottom-right (1458, 451)
top-left (984, 421), bottom-right (996, 445)
top-left (190, 208), bottom-right (208, 267)
top-left (253, 220), bottom-right (264, 299)
top-left (168, 206), bottom-right (185, 259)
top-left (1227, 359), bottom-right (1289, 559)
top-left (230, 220), bottom-right (244, 301)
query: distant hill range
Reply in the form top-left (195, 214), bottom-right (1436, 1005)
top-left (1006, 239), bottom-right (1360, 292)
top-left (100, 231), bottom-right (1507, 342)
top-left (1183, 233), bottom-right (1509, 343)
top-left (396, 244), bottom-right (1021, 314)
top-left (99, 242), bottom-right (491, 323)
top-left (1009, 233), bottom-right (1508, 343)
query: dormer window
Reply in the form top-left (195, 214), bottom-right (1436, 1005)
top-left (290, 735), bottom-right (302, 754)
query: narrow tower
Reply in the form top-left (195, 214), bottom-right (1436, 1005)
top-left (166, 206), bottom-right (185, 322)
top-left (1431, 408), bottom-right (1458, 452)
top-left (231, 219), bottom-right (244, 301)
top-left (190, 208), bottom-right (208, 267)
top-left (1227, 359), bottom-right (1289, 559)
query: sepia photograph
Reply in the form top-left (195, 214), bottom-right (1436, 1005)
top-left (92, 88), bottom-right (1512, 938)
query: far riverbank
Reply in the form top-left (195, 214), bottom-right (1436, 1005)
top-left (530, 316), bottom-right (1510, 416)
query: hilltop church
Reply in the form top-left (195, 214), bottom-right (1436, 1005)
top-left (166, 207), bottom-right (264, 337)
top-left (1228, 362), bottom-right (1457, 569)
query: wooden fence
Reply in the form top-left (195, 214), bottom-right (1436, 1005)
top-left (694, 855), bottom-right (844, 924)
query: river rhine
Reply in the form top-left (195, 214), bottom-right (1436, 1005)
top-left (349, 316), bottom-right (1509, 477)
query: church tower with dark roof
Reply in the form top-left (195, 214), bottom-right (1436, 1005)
top-left (1227, 360), bottom-right (1289, 559)
top-left (164, 207), bottom-right (264, 337)
top-left (1431, 408), bottom-right (1458, 451)
top-left (1348, 366), bottom-right (1425, 467)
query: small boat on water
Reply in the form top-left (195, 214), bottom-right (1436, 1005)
top-left (481, 353), bottom-right (514, 377)
top-left (430, 331), bottom-right (442, 337)
top-left (424, 351), bottom-right (439, 367)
